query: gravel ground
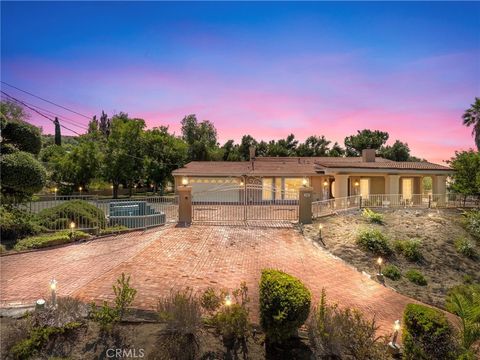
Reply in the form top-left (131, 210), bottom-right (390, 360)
top-left (303, 208), bottom-right (480, 309)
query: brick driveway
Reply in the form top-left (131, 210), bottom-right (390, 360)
top-left (1, 224), bottom-right (419, 335)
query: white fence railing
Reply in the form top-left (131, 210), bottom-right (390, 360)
top-left (312, 193), bottom-right (479, 218)
top-left (23, 195), bottom-right (179, 233)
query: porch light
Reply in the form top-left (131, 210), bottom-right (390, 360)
top-left (354, 181), bottom-right (359, 187)
top-left (302, 178), bottom-right (308, 187)
top-left (182, 177), bottom-right (189, 186)
top-left (240, 181), bottom-right (244, 186)
top-left (225, 294), bottom-right (232, 307)
top-left (323, 180), bottom-right (329, 187)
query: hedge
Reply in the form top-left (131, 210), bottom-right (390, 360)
top-left (260, 269), bottom-right (311, 343)
top-left (403, 304), bottom-right (456, 360)
top-left (36, 200), bottom-right (106, 230)
top-left (0, 206), bottom-right (43, 241)
top-left (14, 230), bottom-right (90, 251)
top-left (1, 119), bottom-right (42, 155)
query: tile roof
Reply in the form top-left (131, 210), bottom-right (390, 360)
top-left (172, 156), bottom-right (452, 176)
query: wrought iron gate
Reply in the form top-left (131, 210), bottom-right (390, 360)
top-left (192, 184), bottom-right (299, 222)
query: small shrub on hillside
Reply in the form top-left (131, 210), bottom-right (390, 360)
top-left (455, 237), bottom-right (477, 259)
top-left (393, 238), bottom-right (423, 262)
top-left (157, 288), bottom-right (202, 336)
top-left (200, 287), bottom-right (225, 314)
top-left (36, 200), bottom-right (106, 230)
top-left (14, 230), bottom-right (89, 251)
top-left (405, 269), bottom-right (427, 286)
top-left (445, 283), bottom-right (480, 354)
top-left (362, 208), bottom-right (384, 224)
top-left (0, 206), bottom-right (43, 241)
top-left (98, 225), bottom-right (129, 236)
top-left (308, 289), bottom-right (390, 360)
top-left (90, 273), bottom-right (137, 331)
top-left (260, 269), bottom-right (311, 343)
top-left (403, 303), bottom-right (457, 360)
top-left (463, 210), bottom-right (480, 239)
top-left (383, 264), bottom-right (401, 280)
top-left (356, 228), bottom-right (392, 256)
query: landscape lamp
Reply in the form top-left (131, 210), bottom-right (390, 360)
top-left (376, 257), bottom-right (383, 275)
top-left (50, 279), bottom-right (57, 307)
top-left (225, 294), bottom-right (232, 307)
top-left (389, 320), bottom-right (401, 353)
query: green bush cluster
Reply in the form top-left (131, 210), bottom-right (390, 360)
top-left (36, 200), bottom-right (106, 230)
top-left (454, 237), bottom-right (477, 259)
top-left (356, 228), bottom-right (392, 256)
top-left (361, 208), bottom-right (384, 224)
top-left (463, 210), bottom-right (480, 239)
top-left (0, 206), bottom-right (43, 241)
top-left (393, 238), bottom-right (423, 262)
top-left (259, 269), bottom-right (311, 343)
top-left (405, 269), bottom-right (427, 286)
top-left (14, 230), bottom-right (90, 251)
top-left (382, 264), bottom-right (401, 280)
top-left (0, 118), bottom-right (42, 155)
top-left (403, 304), bottom-right (456, 360)
top-left (98, 225), bottom-right (129, 236)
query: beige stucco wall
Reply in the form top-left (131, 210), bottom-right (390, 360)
top-left (370, 177), bottom-right (385, 195)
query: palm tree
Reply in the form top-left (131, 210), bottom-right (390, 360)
top-left (463, 97), bottom-right (480, 150)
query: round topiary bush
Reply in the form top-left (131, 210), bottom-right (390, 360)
top-left (0, 151), bottom-right (47, 200)
top-left (1, 119), bottom-right (42, 155)
top-left (259, 269), bottom-right (311, 343)
top-left (36, 200), bottom-right (106, 230)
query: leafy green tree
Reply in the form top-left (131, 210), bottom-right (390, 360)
top-left (181, 114), bottom-right (218, 161)
top-left (328, 142), bottom-right (345, 157)
top-left (239, 135), bottom-right (258, 160)
top-left (265, 134), bottom-right (298, 157)
top-left (144, 126), bottom-right (188, 192)
top-left (344, 130), bottom-right (389, 157)
top-left (1, 151), bottom-right (47, 202)
top-left (297, 136), bottom-right (331, 156)
top-left (99, 110), bottom-right (111, 138)
top-left (379, 140), bottom-right (412, 161)
top-left (1, 101), bottom-right (42, 155)
top-left (448, 150), bottom-right (480, 198)
top-left (463, 97), bottom-right (480, 150)
top-left (221, 139), bottom-right (242, 161)
top-left (104, 114), bottom-right (145, 198)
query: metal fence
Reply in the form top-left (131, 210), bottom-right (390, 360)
top-left (312, 193), bottom-right (479, 218)
top-left (23, 195), bottom-right (179, 234)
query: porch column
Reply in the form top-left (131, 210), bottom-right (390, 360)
top-left (178, 186), bottom-right (192, 225)
top-left (385, 174), bottom-right (400, 205)
top-left (298, 186), bottom-right (313, 224)
top-left (432, 175), bottom-right (447, 206)
top-left (333, 174), bottom-right (349, 199)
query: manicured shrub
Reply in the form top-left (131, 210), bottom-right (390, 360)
top-left (356, 228), bottom-right (392, 256)
top-left (455, 237), bottom-right (477, 259)
top-left (362, 208), bottom-right (384, 224)
top-left (393, 238), bottom-right (423, 262)
top-left (403, 303), bottom-right (457, 360)
top-left (0, 151), bottom-right (47, 201)
top-left (260, 269), bottom-right (311, 343)
top-left (463, 210), bottom-right (480, 239)
top-left (0, 206), bottom-right (43, 241)
top-left (14, 230), bottom-right (90, 251)
top-left (1, 119), bottom-right (42, 155)
top-left (405, 269), bottom-right (427, 286)
top-left (308, 289), bottom-right (390, 360)
top-left (36, 200), bottom-right (106, 230)
top-left (98, 225), bottom-right (129, 236)
top-left (383, 264), bottom-right (401, 280)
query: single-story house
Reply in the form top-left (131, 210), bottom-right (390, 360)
top-left (172, 148), bottom-right (452, 203)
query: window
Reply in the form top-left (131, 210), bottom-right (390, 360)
top-left (360, 179), bottom-right (370, 197)
top-left (262, 178), bottom-right (273, 200)
top-left (284, 178), bottom-right (303, 200)
top-left (402, 178), bottom-right (413, 200)
top-left (275, 178), bottom-right (283, 200)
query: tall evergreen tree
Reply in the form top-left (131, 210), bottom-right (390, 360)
top-left (53, 117), bottom-right (61, 146)
top-left (462, 97), bottom-right (480, 150)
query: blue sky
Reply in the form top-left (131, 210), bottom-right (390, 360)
top-left (1, 1), bottom-right (479, 162)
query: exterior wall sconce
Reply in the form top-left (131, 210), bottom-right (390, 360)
top-left (302, 178), bottom-right (308, 187)
top-left (182, 177), bottom-right (189, 186)
top-left (323, 180), bottom-right (329, 187)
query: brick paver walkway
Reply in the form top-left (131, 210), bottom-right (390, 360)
top-left (1, 225), bottom-right (420, 335)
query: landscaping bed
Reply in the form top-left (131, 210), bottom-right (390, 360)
top-left (304, 208), bottom-right (480, 309)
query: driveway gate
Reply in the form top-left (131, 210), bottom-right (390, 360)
top-left (192, 184), bottom-right (299, 222)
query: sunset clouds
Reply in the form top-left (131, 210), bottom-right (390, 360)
top-left (1, 2), bottom-right (479, 163)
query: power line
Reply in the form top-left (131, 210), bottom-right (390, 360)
top-left (1, 91), bottom-right (82, 136)
top-left (1, 81), bottom-right (92, 119)
top-left (0, 94), bottom-right (88, 131)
